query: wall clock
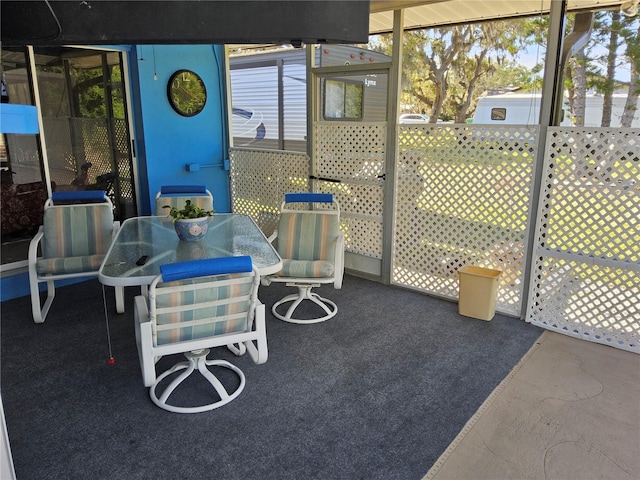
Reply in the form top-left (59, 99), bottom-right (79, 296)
top-left (167, 69), bottom-right (207, 117)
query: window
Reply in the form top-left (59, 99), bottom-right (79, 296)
top-left (229, 51), bottom-right (307, 152)
top-left (491, 108), bottom-right (506, 121)
top-left (323, 79), bottom-right (363, 120)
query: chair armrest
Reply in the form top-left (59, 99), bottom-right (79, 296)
top-left (134, 295), bottom-right (149, 323)
top-left (28, 227), bottom-right (45, 264)
top-left (134, 294), bottom-right (157, 387)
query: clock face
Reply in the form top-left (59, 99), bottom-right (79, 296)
top-left (167, 70), bottom-right (207, 117)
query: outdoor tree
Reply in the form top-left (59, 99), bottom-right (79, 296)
top-left (420, 26), bottom-right (472, 122)
top-left (371, 17), bottom-right (539, 121)
top-left (568, 47), bottom-right (590, 126)
top-left (371, 9), bottom-right (638, 125)
top-left (620, 15), bottom-right (640, 127)
top-left (590, 11), bottom-right (624, 126)
top-left (555, 11), bottom-right (639, 127)
top-left (446, 21), bottom-right (529, 122)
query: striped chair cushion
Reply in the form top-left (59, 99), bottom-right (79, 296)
top-left (279, 259), bottom-right (334, 278)
top-left (42, 203), bottom-right (114, 259)
top-left (154, 274), bottom-right (252, 345)
top-left (36, 254), bottom-right (105, 275)
top-left (276, 212), bottom-right (338, 261)
top-left (156, 196), bottom-right (213, 215)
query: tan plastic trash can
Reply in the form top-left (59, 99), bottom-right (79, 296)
top-left (458, 266), bottom-right (502, 321)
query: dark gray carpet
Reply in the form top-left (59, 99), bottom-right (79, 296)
top-left (1, 275), bottom-right (542, 480)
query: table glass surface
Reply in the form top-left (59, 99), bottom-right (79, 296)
top-left (99, 214), bottom-right (281, 286)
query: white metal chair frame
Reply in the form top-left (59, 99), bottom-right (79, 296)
top-left (263, 192), bottom-right (344, 324)
top-left (28, 191), bottom-right (124, 323)
top-left (154, 184), bottom-right (214, 215)
top-left (134, 256), bottom-right (267, 413)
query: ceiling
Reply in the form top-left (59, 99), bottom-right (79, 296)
top-left (232, 0), bottom-right (632, 52)
top-left (0, 1), bottom-right (370, 46)
top-left (1, 0), bottom-right (631, 47)
top-left (369, 0), bottom-right (629, 33)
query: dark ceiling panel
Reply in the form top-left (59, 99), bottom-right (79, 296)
top-left (1, 1), bottom-right (370, 46)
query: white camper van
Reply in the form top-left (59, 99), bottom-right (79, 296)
top-left (229, 45), bottom-right (391, 152)
top-left (472, 92), bottom-right (640, 127)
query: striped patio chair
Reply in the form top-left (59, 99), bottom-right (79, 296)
top-left (28, 191), bottom-right (123, 323)
top-left (134, 256), bottom-right (267, 413)
top-left (262, 192), bottom-right (344, 324)
top-left (154, 185), bottom-right (213, 215)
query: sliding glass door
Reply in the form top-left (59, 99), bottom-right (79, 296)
top-left (1, 46), bottom-right (137, 267)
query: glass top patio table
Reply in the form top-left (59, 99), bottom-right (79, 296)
top-left (99, 214), bottom-right (282, 287)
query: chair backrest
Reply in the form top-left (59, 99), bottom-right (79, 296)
top-left (155, 185), bottom-right (213, 214)
top-left (148, 256), bottom-right (260, 346)
top-left (42, 191), bottom-right (114, 259)
top-left (276, 193), bottom-right (340, 262)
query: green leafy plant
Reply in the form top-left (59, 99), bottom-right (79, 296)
top-left (163, 200), bottom-right (214, 222)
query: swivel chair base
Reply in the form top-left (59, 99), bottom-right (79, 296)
top-left (150, 348), bottom-right (245, 413)
top-left (272, 284), bottom-right (338, 324)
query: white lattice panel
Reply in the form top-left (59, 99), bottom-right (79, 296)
top-left (313, 122), bottom-right (386, 258)
top-left (529, 256), bottom-right (639, 351)
top-left (392, 125), bottom-right (538, 315)
top-left (314, 122), bottom-right (386, 179)
top-left (342, 216), bottom-right (384, 257)
top-left (528, 127), bottom-right (640, 352)
top-left (229, 148), bottom-right (309, 237)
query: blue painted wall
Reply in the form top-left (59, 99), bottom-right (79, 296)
top-left (1, 272), bottom-right (33, 301)
top-left (0, 272), bottom-right (85, 303)
top-left (133, 44), bottom-right (230, 215)
top-left (1, 44), bottom-right (229, 302)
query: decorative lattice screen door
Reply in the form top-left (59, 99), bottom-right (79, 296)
top-left (311, 67), bottom-right (390, 279)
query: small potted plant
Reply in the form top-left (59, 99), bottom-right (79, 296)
top-left (163, 200), bottom-right (214, 242)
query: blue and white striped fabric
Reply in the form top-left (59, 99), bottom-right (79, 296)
top-left (153, 257), bottom-right (256, 346)
top-left (37, 201), bottom-right (113, 275)
top-left (275, 211), bottom-right (338, 278)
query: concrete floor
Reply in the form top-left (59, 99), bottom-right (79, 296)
top-left (424, 330), bottom-right (640, 480)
